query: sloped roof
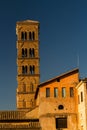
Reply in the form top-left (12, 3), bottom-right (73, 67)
top-left (35, 68), bottom-right (79, 99)
top-left (39, 68), bottom-right (79, 87)
top-left (25, 106), bottom-right (39, 119)
top-left (76, 77), bottom-right (87, 89)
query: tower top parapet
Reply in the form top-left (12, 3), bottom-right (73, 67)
top-left (16, 20), bottom-right (39, 25)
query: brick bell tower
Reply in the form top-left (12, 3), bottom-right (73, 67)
top-left (16, 20), bottom-right (40, 110)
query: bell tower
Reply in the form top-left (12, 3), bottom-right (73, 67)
top-left (16, 20), bottom-right (40, 110)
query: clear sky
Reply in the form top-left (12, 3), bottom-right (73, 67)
top-left (0, 0), bottom-right (87, 110)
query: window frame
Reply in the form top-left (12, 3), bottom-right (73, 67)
top-left (81, 91), bottom-right (83, 102)
top-left (46, 88), bottom-right (50, 97)
top-left (22, 66), bottom-right (27, 74)
top-left (70, 87), bottom-right (74, 97)
top-left (22, 48), bottom-right (27, 58)
top-left (30, 65), bottom-right (35, 74)
top-left (54, 87), bottom-right (58, 97)
top-left (62, 87), bottom-right (66, 97)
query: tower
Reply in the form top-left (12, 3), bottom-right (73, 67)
top-left (16, 20), bottom-right (40, 110)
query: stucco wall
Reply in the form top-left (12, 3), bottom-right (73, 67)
top-left (38, 71), bottom-right (79, 130)
top-left (77, 82), bottom-right (87, 130)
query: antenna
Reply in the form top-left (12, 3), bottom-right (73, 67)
top-left (77, 54), bottom-right (79, 68)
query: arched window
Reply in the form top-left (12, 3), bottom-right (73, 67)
top-left (29, 48), bottom-right (32, 57)
top-left (25, 48), bottom-right (27, 57)
top-left (22, 48), bottom-right (27, 57)
top-left (30, 66), bottom-right (32, 74)
top-left (29, 32), bottom-right (32, 40)
top-left (32, 65), bottom-right (35, 74)
top-left (25, 32), bottom-right (27, 40)
top-left (22, 48), bottom-right (25, 57)
top-left (21, 32), bottom-right (24, 40)
top-left (21, 32), bottom-right (27, 41)
top-left (30, 65), bottom-right (35, 74)
top-left (22, 66), bottom-right (25, 74)
top-left (25, 66), bottom-right (27, 74)
top-left (32, 32), bottom-right (35, 40)
top-left (29, 48), bottom-right (35, 57)
top-left (22, 66), bottom-right (27, 74)
top-left (32, 48), bottom-right (35, 57)
top-left (29, 31), bottom-right (35, 40)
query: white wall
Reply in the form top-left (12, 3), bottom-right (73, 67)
top-left (77, 82), bottom-right (87, 130)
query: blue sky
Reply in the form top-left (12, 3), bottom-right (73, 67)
top-left (0, 0), bottom-right (87, 110)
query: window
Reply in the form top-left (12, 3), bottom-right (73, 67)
top-left (32, 31), bottom-right (35, 40)
top-left (25, 66), bottom-right (27, 74)
top-left (22, 48), bottom-right (25, 57)
top-left (46, 88), bottom-right (50, 97)
top-left (30, 65), bottom-right (35, 74)
top-left (29, 48), bottom-right (31, 57)
top-left (29, 48), bottom-right (35, 57)
top-left (58, 105), bottom-right (64, 110)
top-left (29, 31), bottom-right (35, 40)
top-left (57, 78), bottom-right (60, 82)
top-left (32, 48), bottom-right (35, 57)
top-left (22, 66), bottom-right (27, 74)
top-left (81, 92), bottom-right (83, 102)
top-left (62, 87), bottom-right (66, 97)
top-left (21, 32), bottom-right (27, 40)
top-left (54, 88), bottom-right (58, 97)
top-left (56, 117), bottom-right (67, 128)
top-left (21, 32), bottom-right (24, 40)
top-left (22, 66), bottom-right (25, 74)
top-left (25, 32), bottom-right (27, 40)
top-left (25, 48), bottom-right (27, 57)
top-left (70, 87), bottom-right (74, 97)
top-left (29, 32), bottom-right (32, 40)
top-left (22, 48), bottom-right (27, 57)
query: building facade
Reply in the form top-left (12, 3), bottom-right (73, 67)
top-left (35, 68), bottom-right (79, 130)
top-left (76, 79), bottom-right (87, 130)
top-left (16, 20), bottom-right (40, 110)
